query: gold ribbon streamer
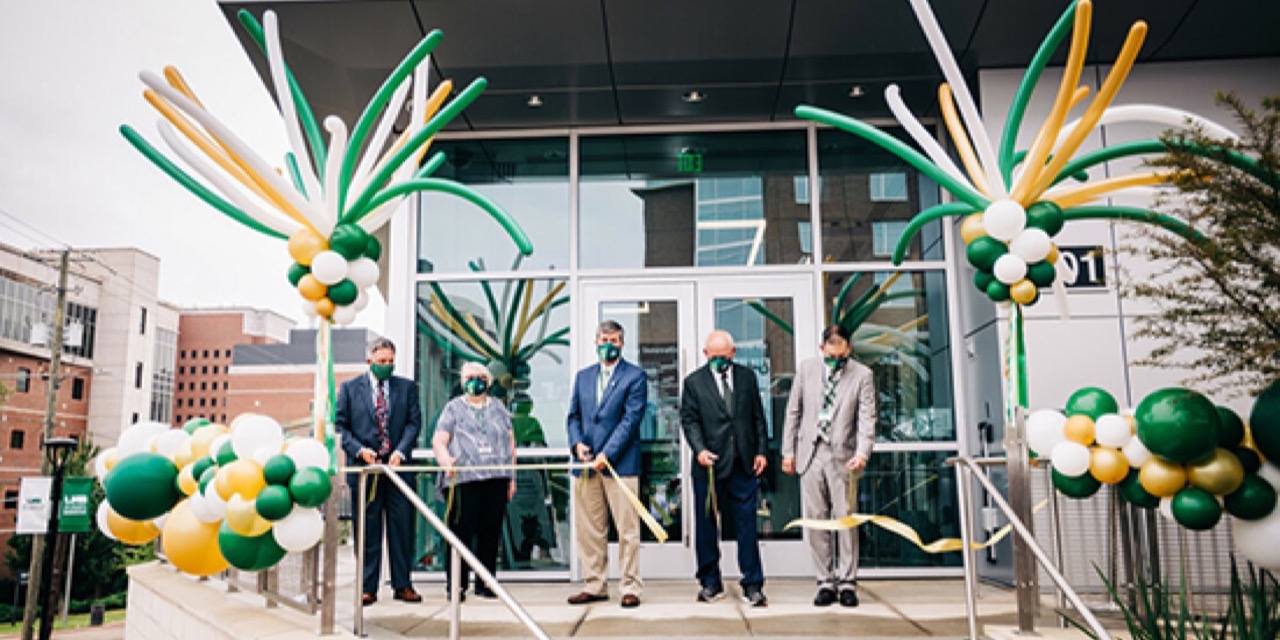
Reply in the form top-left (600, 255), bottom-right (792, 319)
top-left (785, 498), bottom-right (1048, 554)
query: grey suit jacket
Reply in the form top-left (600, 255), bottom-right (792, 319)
top-left (781, 356), bottom-right (876, 476)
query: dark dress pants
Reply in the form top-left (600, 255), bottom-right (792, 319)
top-left (444, 477), bottom-right (510, 593)
top-left (691, 457), bottom-right (765, 588)
top-left (350, 471), bottom-right (416, 594)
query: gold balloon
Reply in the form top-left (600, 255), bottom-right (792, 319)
top-left (1009, 279), bottom-right (1038, 305)
top-left (1046, 244), bottom-right (1060, 264)
top-left (106, 506), bottom-right (160, 545)
top-left (162, 500), bottom-right (229, 577)
top-left (1089, 447), bottom-right (1129, 484)
top-left (1064, 414), bottom-right (1096, 445)
top-left (172, 440), bottom-right (195, 471)
top-left (960, 214), bottom-right (986, 245)
top-left (177, 464), bottom-right (199, 496)
top-left (314, 297), bottom-right (336, 318)
top-left (287, 229), bottom-right (328, 267)
top-left (215, 459), bottom-right (267, 501)
top-left (1187, 448), bottom-right (1245, 495)
top-left (225, 495), bottom-right (273, 537)
top-left (297, 275), bottom-right (327, 301)
top-left (1139, 458), bottom-right (1188, 498)
top-left (189, 423), bottom-right (228, 460)
top-left (104, 448), bottom-right (120, 472)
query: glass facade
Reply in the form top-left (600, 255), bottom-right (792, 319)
top-left (408, 121), bottom-right (960, 576)
top-left (150, 327), bottom-right (177, 423)
top-left (0, 269), bottom-right (97, 358)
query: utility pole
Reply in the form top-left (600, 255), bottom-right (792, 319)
top-left (21, 249), bottom-right (69, 640)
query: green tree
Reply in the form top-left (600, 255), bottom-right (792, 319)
top-left (1127, 94), bottom-right (1280, 397)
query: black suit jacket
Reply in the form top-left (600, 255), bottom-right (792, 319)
top-left (680, 363), bottom-right (768, 480)
top-left (335, 372), bottom-right (422, 471)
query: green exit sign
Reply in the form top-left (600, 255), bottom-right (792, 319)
top-left (677, 151), bottom-right (703, 173)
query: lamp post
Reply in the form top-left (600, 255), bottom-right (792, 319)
top-left (36, 437), bottom-right (77, 640)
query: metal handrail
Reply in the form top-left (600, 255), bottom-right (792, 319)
top-left (950, 455), bottom-right (1113, 640)
top-left (353, 464), bottom-right (551, 640)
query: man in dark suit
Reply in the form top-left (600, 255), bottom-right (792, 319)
top-left (680, 329), bottom-right (769, 607)
top-left (336, 337), bottom-right (423, 606)
top-left (565, 320), bottom-right (648, 608)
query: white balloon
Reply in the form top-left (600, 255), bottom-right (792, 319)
top-left (301, 299), bottom-right (319, 318)
top-left (94, 447), bottom-right (116, 480)
top-left (310, 250), bottom-right (348, 285)
top-left (1094, 414), bottom-right (1132, 448)
top-left (1026, 409), bottom-right (1068, 458)
top-left (117, 421), bottom-right (170, 457)
top-left (983, 199), bottom-right (1027, 242)
top-left (272, 507), bottom-right (324, 552)
top-left (231, 414), bottom-right (284, 462)
top-left (993, 254), bottom-right (1028, 285)
top-left (1123, 437), bottom-right (1152, 468)
top-left (1050, 441), bottom-right (1091, 477)
top-left (253, 445), bottom-right (280, 466)
top-left (1233, 505), bottom-right (1280, 572)
top-left (353, 288), bottom-right (369, 311)
top-left (332, 304), bottom-right (358, 326)
top-left (152, 429), bottom-right (191, 459)
top-left (286, 438), bottom-right (331, 470)
top-left (1009, 228), bottom-right (1053, 262)
top-left (202, 482), bottom-right (227, 521)
top-left (1256, 462), bottom-right (1280, 491)
top-left (151, 513), bottom-right (168, 531)
top-left (209, 433), bottom-right (232, 461)
top-left (96, 503), bottom-right (118, 540)
top-left (188, 493), bottom-right (220, 524)
top-left (347, 257), bottom-right (380, 289)
top-left (1158, 497), bottom-right (1175, 521)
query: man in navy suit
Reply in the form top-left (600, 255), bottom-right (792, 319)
top-left (336, 337), bottom-right (423, 606)
top-left (565, 320), bottom-right (648, 608)
top-left (681, 329), bottom-right (769, 607)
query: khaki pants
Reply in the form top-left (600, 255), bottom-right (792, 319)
top-left (574, 473), bottom-right (643, 597)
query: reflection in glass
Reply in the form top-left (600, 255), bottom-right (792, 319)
top-left (579, 131), bottom-right (809, 269)
top-left (599, 300), bottom-right (683, 543)
top-left (824, 270), bottom-right (954, 442)
top-left (418, 138), bottom-right (570, 273)
top-left (717, 296), bottom-right (800, 541)
top-left (858, 451), bottom-right (961, 568)
top-left (817, 129), bottom-right (943, 263)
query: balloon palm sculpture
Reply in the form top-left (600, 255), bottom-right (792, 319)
top-left (106, 10), bottom-right (532, 576)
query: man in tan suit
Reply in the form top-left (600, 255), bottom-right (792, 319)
top-left (781, 325), bottom-right (876, 607)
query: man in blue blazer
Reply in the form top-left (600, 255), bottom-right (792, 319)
top-left (681, 329), bottom-right (769, 607)
top-left (336, 337), bottom-right (423, 606)
top-left (565, 320), bottom-right (648, 608)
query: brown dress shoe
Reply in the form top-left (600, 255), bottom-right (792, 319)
top-left (621, 594), bottom-right (640, 608)
top-left (393, 587), bottom-right (423, 603)
top-left (361, 592), bottom-right (377, 606)
top-left (567, 591), bottom-right (609, 605)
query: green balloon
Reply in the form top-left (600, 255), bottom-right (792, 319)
top-left (218, 524), bottom-right (287, 572)
top-left (287, 262), bottom-right (310, 287)
top-left (1215, 406), bottom-right (1245, 449)
top-left (1052, 468), bottom-right (1101, 499)
top-left (364, 234), bottom-right (383, 261)
top-left (1224, 474), bottom-right (1278, 521)
top-left (967, 236), bottom-right (1007, 271)
top-left (1026, 261), bottom-right (1056, 287)
top-left (255, 485), bottom-right (295, 521)
top-left (215, 440), bottom-right (238, 466)
top-left (289, 467), bottom-right (333, 508)
top-left (974, 270), bottom-right (994, 292)
top-left (182, 417), bottom-right (211, 434)
top-left (104, 453), bottom-right (181, 521)
top-left (1171, 487), bottom-right (1222, 530)
top-left (1025, 201), bottom-right (1065, 236)
top-left (198, 464), bottom-right (218, 493)
top-left (1234, 447), bottom-right (1262, 475)
top-left (329, 224), bottom-right (370, 260)
top-left (1117, 470), bottom-right (1160, 509)
top-left (263, 455), bottom-right (297, 486)
top-left (985, 279), bottom-right (1011, 302)
top-left (328, 279), bottom-right (359, 306)
top-left (191, 456), bottom-right (215, 482)
top-left (1135, 388), bottom-right (1221, 464)
top-left (1065, 387), bottom-right (1120, 421)
top-left (1248, 378), bottom-right (1280, 462)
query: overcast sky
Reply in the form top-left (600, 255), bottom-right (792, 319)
top-left (0, 0), bottom-right (384, 329)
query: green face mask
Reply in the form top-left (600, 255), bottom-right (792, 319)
top-left (824, 356), bottom-right (847, 371)
top-left (709, 357), bottom-right (732, 374)
top-left (597, 342), bottom-right (621, 362)
top-left (370, 363), bottom-right (394, 381)
top-left (463, 377), bottom-right (488, 396)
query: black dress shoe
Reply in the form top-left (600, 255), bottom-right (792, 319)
top-left (813, 587), bottom-right (837, 606)
top-left (839, 589), bottom-right (859, 607)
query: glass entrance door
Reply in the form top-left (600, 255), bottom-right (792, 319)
top-left (578, 274), bottom-right (816, 579)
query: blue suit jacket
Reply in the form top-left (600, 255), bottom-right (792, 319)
top-left (336, 372), bottom-right (422, 469)
top-left (566, 358), bottom-right (648, 477)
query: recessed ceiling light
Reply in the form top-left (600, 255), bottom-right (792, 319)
top-left (527, 95), bottom-right (544, 108)
top-left (849, 85), bottom-right (865, 98)
top-left (682, 90), bottom-right (707, 103)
